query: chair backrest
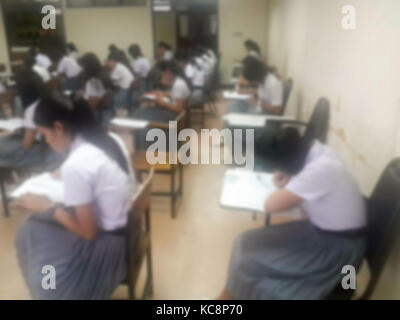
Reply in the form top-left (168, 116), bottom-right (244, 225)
top-left (126, 168), bottom-right (154, 295)
top-left (303, 97), bottom-right (330, 144)
top-left (360, 159), bottom-right (400, 299)
top-left (281, 78), bottom-right (293, 115)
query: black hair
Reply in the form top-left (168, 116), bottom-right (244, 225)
top-left (79, 53), bottom-right (113, 89)
top-left (158, 42), bottom-right (171, 50)
top-left (255, 127), bottom-right (310, 175)
top-left (244, 39), bottom-right (261, 55)
top-left (34, 92), bottom-right (129, 174)
top-left (15, 65), bottom-right (46, 109)
top-left (241, 56), bottom-right (267, 83)
top-left (158, 60), bottom-right (191, 90)
top-left (107, 48), bottom-right (134, 74)
top-left (67, 43), bottom-right (78, 53)
top-left (128, 44), bottom-right (143, 59)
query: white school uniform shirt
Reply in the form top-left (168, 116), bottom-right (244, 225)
top-left (35, 53), bottom-right (52, 70)
top-left (185, 63), bottom-right (205, 88)
top-left (171, 77), bottom-right (191, 102)
top-left (84, 78), bottom-right (106, 100)
top-left (57, 56), bottom-right (82, 78)
top-left (258, 73), bottom-right (283, 108)
top-left (132, 57), bottom-right (151, 78)
top-left (163, 50), bottom-right (174, 61)
top-left (32, 64), bottom-right (51, 83)
top-left (24, 100), bottom-right (41, 140)
top-left (0, 82), bottom-right (5, 94)
top-left (111, 63), bottom-right (134, 90)
top-left (286, 141), bottom-right (367, 232)
top-left (248, 50), bottom-right (260, 59)
top-left (61, 134), bottom-right (137, 231)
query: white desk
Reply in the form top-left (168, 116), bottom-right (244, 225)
top-left (223, 113), bottom-right (295, 128)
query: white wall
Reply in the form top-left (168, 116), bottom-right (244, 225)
top-left (0, 3), bottom-right (10, 71)
top-left (63, 3), bottom-right (154, 63)
top-left (265, 0), bottom-right (400, 299)
top-left (218, 0), bottom-right (269, 83)
top-left (154, 12), bottom-right (177, 52)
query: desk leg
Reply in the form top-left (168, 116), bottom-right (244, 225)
top-left (0, 180), bottom-right (9, 217)
top-left (252, 211), bottom-right (257, 221)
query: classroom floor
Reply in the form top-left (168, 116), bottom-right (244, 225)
top-left (0, 98), bottom-right (266, 300)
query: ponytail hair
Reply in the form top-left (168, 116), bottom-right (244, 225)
top-left (34, 92), bottom-right (130, 174)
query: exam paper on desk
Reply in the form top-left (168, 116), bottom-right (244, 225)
top-left (10, 173), bottom-right (64, 204)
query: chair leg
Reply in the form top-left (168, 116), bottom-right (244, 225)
top-left (0, 180), bottom-right (9, 218)
top-left (178, 164), bottom-right (183, 197)
top-left (146, 245), bottom-right (154, 297)
top-left (170, 168), bottom-right (176, 219)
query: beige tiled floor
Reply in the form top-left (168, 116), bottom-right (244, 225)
top-left (0, 100), bottom-right (265, 300)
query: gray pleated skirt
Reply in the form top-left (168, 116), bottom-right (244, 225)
top-left (15, 212), bottom-right (128, 300)
top-left (227, 220), bottom-right (366, 300)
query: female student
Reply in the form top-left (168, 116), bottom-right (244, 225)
top-left (66, 42), bottom-right (80, 60)
top-left (157, 42), bottom-right (174, 61)
top-left (79, 53), bottom-right (114, 125)
top-left (218, 127), bottom-right (367, 300)
top-left (54, 47), bottom-right (82, 92)
top-left (228, 56), bottom-right (283, 115)
top-left (132, 61), bottom-right (191, 150)
top-left (0, 58), bottom-right (60, 169)
top-left (15, 92), bottom-right (138, 300)
top-left (182, 50), bottom-right (205, 107)
top-left (128, 44), bottom-right (151, 110)
top-left (244, 39), bottom-right (261, 59)
top-left (106, 52), bottom-right (135, 115)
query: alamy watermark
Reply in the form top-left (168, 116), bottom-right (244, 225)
top-left (145, 121), bottom-right (255, 170)
top-left (41, 265), bottom-right (56, 290)
top-left (342, 5), bottom-right (357, 30)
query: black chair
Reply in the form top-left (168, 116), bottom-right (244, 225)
top-left (256, 97), bottom-right (331, 173)
top-left (326, 159), bottom-right (400, 300)
top-left (280, 78), bottom-right (293, 116)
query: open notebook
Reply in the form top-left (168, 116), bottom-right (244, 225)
top-left (223, 91), bottom-right (253, 101)
top-left (10, 173), bottom-right (64, 204)
top-left (0, 118), bottom-right (24, 132)
top-left (110, 118), bottom-right (149, 130)
top-left (220, 169), bottom-right (276, 212)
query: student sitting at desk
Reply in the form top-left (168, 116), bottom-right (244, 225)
top-left (218, 127), bottom-right (367, 300)
top-left (128, 44), bottom-right (151, 92)
top-left (54, 47), bottom-right (82, 92)
top-left (181, 50), bottom-right (205, 107)
top-left (14, 92), bottom-right (138, 300)
top-left (244, 39), bottom-right (261, 59)
top-left (78, 53), bottom-right (114, 126)
top-left (0, 63), bottom-right (61, 169)
top-left (228, 57), bottom-right (283, 116)
top-left (132, 61), bottom-right (191, 150)
top-left (106, 52), bottom-right (135, 116)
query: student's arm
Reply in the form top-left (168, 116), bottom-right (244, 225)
top-left (155, 92), bottom-right (184, 114)
top-left (53, 204), bottom-right (98, 240)
top-left (22, 129), bottom-right (36, 149)
top-left (12, 194), bottom-right (98, 240)
top-left (264, 171), bottom-right (302, 213)
top-left (265, 189), bottom-right (303, 213)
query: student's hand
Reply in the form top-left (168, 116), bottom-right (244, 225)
top-left (52, 170), bottom-right (61, 180)
top-left (155, 91), bottom-right (165, 106)
top-left (11, 193), bottom-right (54, 213)
top-left (273, 171), bottom-right (291, 189)
top-left (75, 90), bottom-right (85, 97)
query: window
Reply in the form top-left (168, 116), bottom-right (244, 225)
top-left (67, 0), bottom-right (146, 8)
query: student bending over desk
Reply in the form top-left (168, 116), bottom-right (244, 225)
top-left (228, 56), bottom-right (283, 116)
top-left (0, 64), bottom-right (61, 169)
top-left (14, 93), bottom-right (138, 299)
top-left (132, 61), bottom-right (191, 151)
top-left (218, 127), bottom-right (367, 300)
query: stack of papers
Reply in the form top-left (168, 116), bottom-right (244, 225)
top-left (143, 93), bottom-right (171, 104)
top-left (223, 91), bottom-right (252, 101)
top-left (10, 173), bottom-right (64, 204)
top-left (220, 169), bottom-right (276, 212)
top-left (0, 118), bottom-right (24, 132)
top-left (110, 118), bottom-right (149, 130)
